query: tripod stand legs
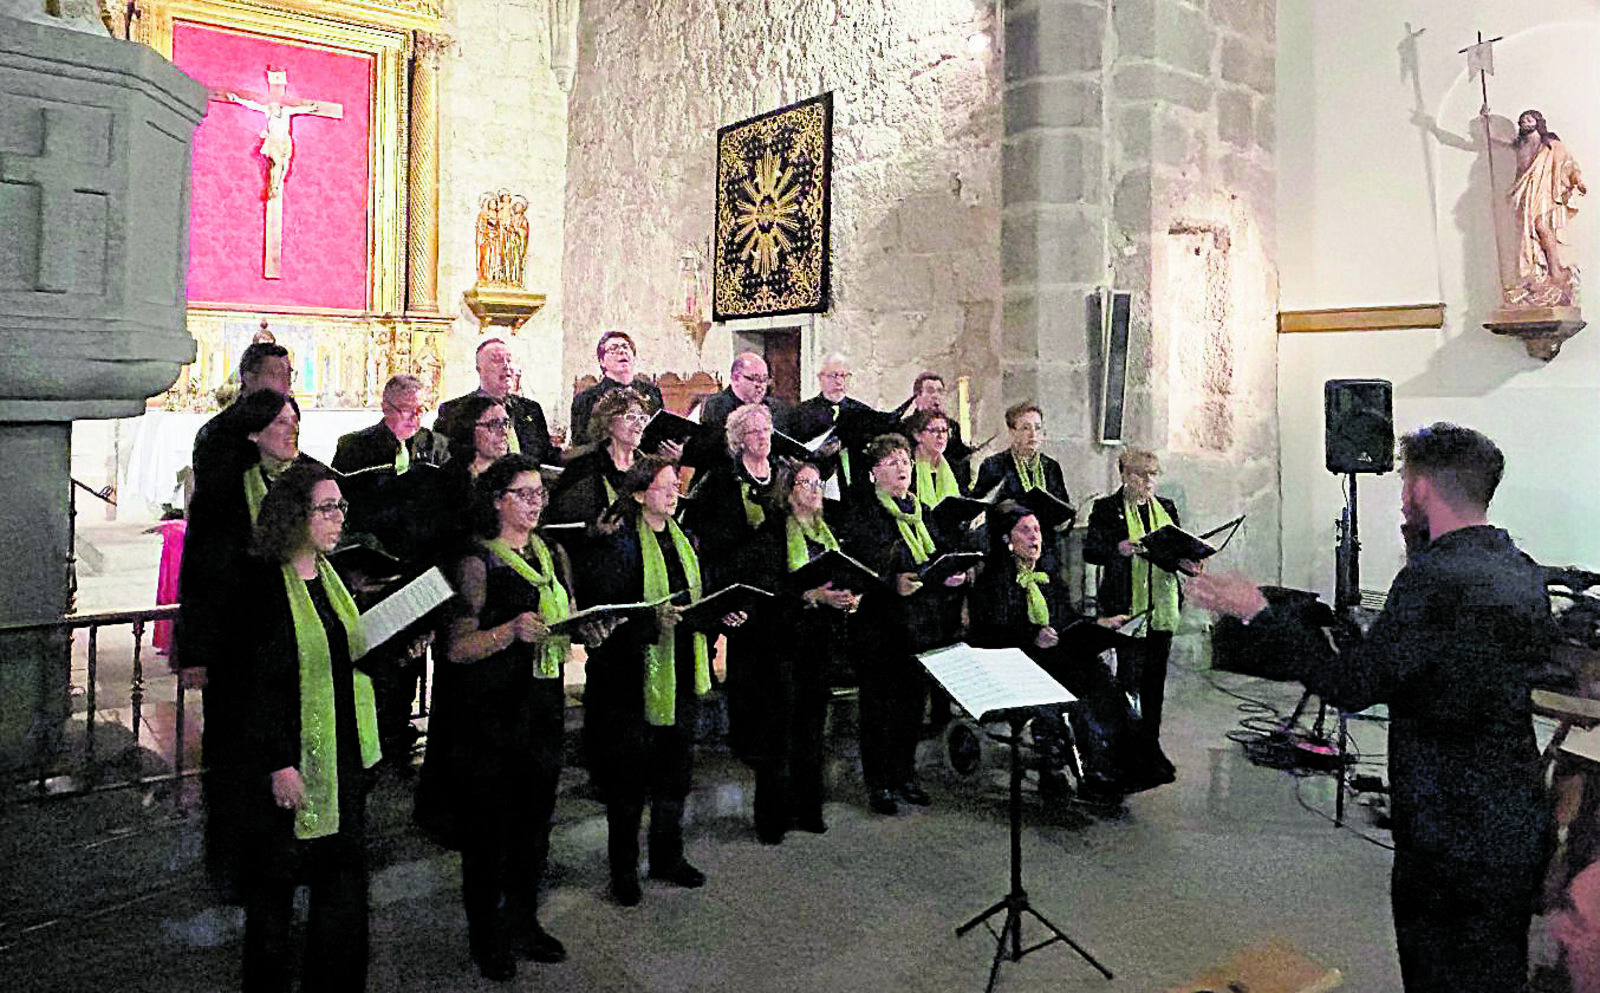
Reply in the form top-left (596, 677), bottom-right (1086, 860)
top-left (957, 890), bottom-right (1113, 993)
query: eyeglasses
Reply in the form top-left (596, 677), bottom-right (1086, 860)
top-left (620, 411), bottom-right (651, 425)
top-left (875, 454), bottom-right (912, 469)
top-left (382, 400), bottom-right (428, 418)
top-left (921, 426), bottom-right (951, 436)
top-left (311, 499), bottom-right (349, 519)
top-left (819, 371), bottom-right (851, 381)
top-left (738, 373), bottom-right (771, 385)
top-left (503, 486), bottom-right (548, 505)
top-left (602, 343), bottom-right (634, 356)
top-left (1126, 468), bottom-right (1161, 479)
top-left (741, 426), bottom-right (772, 438)
top-left (794, 478), bottom-right (826, 492)
top-left (475, 418), bottom-right (512, 433)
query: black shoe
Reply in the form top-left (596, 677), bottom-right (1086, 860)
top-left (897, 781), bottom-right (931, 806)
top-left (1121, 762), bottom-right (1177, 794)
top-left (511, 922), bottom-right (567, 963)
top-left (867, 788), bottom-right (898, 815)
top-left (648, 860), bottom-right (707, 888)
top-left (471, 945), bottom-right (516, 982)
top-left (1074, 774), bottom-right (1125, 807)
top-left (793, 814), bottom-right (828, 834)
top-left (610, 874), bottom-right (642, 907)
top-left (757, 824), bottom-right (786, 845)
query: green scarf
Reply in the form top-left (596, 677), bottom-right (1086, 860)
top-left (243, 460), bottom-right (289, 525)
top-left (786, 514), bottom-right (840, 572)
top-left (1013, 451), bottom-right (1045, 492)
top-left (875, 489), bottom-right (935, 565)
top-left (1125, 495), bottom-right (1181, 633)
top-left (740, 478), bottom-right (767, 529)
top-left (637, 515), bottom-right (710, 726)
top-left (1016, 563), bottom-right (1051, 626)
top-left (830, 404), bottom-right (851, 482)
top-left (280, 557), bottom-right (379, 841)
top-left (393, 439), bottom-right (410, 475)
top-left (914, 454), bottom-right (961, 509)
top-left (480, 536), bottom-right (571, 678)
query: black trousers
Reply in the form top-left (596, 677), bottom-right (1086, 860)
top-left (603, 723), bottom-right (694, 879)
top-left (242, 830), bottom-right (368, 993)
top-left (753, 660), bottom-right (829, 833)
top-left (457, 752), bottom-right (560, 956)
top-left (858, 653), bottom-right (923, 791)
top-left (1034, 649), bottom-right (1142, 782)
top-left (1391, 850), bottom-right (1538, 992)
top-left (1121, 631), bottom-right (1173, 746)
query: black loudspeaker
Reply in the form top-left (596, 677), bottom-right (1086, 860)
top-left (1324, 379), bottom-right (1394, 474)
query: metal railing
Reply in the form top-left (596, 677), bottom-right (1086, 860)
top-left (0, 604), bottom-right (190, 802)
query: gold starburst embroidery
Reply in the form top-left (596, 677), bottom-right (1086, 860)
top-left (732, 149), bottom-right (804, 279)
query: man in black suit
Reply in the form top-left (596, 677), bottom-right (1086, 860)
top-left (435, 338), bottom-right (552, 465)
top-left (331, 373), bottom-right (448, 770)
top-left (192, 341), bottom-right (292, 482)
top-left (790, 353), bottom-right (881, 496)
top-left (684, 351), bottom-right (788, 472)
top-left (899, 371), bottom-right (973, 490)
top-left (332, 374), bottom-right (447, 475)
top-left (569, 330), bottom-right (665, 444)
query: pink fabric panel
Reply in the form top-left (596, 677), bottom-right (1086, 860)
top-left (153, 519), bottom-right (186, 655)
top-left (174, 22), bottom-right (372, 311)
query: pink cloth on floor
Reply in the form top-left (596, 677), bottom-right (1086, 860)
top-left (1554, 859), bottom-right (1600, 992)
top-left (153, 519), bottom-right (186, 655)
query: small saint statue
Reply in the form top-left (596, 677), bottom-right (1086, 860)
top-left (1506, 109), bottom-right (1587, 307)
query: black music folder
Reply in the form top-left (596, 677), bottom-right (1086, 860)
top-left (639, 408), bottom-right (700, 453)
top-left (677, 583), bottom-right (775, 631)
top-left (547, 595), bottom-right (672, 635)
top-left (927, 495), bottom-right (991, 535)
top-left (917, 551), bottom-right (985, 586)
top-left (1136, 514), bottom-right (1245, 575)
top-left (784, 548), bottom-right (885, 594)
top-left (1014, 488), bottom-right (1076, 532)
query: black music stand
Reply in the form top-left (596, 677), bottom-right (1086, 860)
top-left (918, 644), bottom-right (1114, 992)
top-left (955, 710), bottom-right (1113, 992)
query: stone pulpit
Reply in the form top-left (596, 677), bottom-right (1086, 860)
top-left (0, 8), bottom-right (207, 773)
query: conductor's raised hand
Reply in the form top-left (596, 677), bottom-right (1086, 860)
top-left (1186, 571), bottom-right (1269, 622)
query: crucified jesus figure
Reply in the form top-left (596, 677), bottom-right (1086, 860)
top-left (212, 68), bottom-right (342, 278)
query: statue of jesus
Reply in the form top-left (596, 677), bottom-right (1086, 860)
top-left (1507, 109), bottom-right (1587, 306)
top-left (220, 69), bottom-right (341, 200)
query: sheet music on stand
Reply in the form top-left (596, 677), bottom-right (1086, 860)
top-left (357, 566), bottom-right (454, 658)
top-left (918, 643), bottom-right (1076, 722)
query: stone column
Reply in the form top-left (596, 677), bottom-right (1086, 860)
top-left (407, 32), bottom-right (446, 314)
top-left (1001, 0), bottom-right (1111, 469)
top-left (0, 14), bottom-right (205, 773)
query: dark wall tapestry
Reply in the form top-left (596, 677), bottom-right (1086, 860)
top-left (713, 92), bottom-right (832, 321)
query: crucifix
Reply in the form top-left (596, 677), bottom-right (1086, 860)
top-left (210, 68), bottom-right (343, 279)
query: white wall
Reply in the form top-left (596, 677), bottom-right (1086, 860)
top-left (1277, 0), bottom-right (1600, 596)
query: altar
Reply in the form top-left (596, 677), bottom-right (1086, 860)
top-left (120, 408), bottom-right (423, 514)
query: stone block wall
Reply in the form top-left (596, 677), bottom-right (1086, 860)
top-left (562, 0), bottom-right (1003, 423)
top-left (1003, 0), bottom-right (1280, 584)
top-left (436, 0), bottom-right (571, 412)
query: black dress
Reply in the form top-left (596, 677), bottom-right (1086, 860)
top-left (416, 542), bottom-right (568, 964)
top-left (237, 560), bottom-right (373, 993)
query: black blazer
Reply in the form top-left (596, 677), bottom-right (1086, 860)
top-left (840, 492), bottom-right (962, 653)
top-left (972, 450), bottom-right (1070, 506)
top-left (684, 389), bottom-right (792, 469)
top-left (436, 391), bottom-right (552, 466)
top-left (1082, 487), bottom-right (1180, 617)
top-left (331, 421), bottom-right (447, 473)
top-left (569, 376), bottom-right (665, 445)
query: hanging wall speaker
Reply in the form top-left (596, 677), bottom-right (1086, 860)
top-left (1324, 379), bottom-right (1394, 474)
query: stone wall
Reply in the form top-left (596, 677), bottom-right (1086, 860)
top-left (562, 0), bottom-right (1003, 424)
top-left (1003, 0), bottom-right (1279, 583)
top-left (436, 0), bottom-right (571, 410)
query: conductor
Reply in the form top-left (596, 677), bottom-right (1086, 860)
top-left (1188, 423), bottom-right (1564, 992)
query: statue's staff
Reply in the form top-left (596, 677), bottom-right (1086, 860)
top-left (1459, 31), bottom-right (1505, 259)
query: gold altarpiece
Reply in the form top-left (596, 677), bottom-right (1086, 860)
top-left (128, 0), bottom-right (451, 409)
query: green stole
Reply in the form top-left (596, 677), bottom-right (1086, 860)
top-left (1016, 560), bottom-right (1051, 626)
top-left (637, 515), bottom-right (711, 726)
top-left (393, 438), bottom-right (410, 474)
top-left (279, 557), bottom-right (379, 840)
top-left (830, 404), bottom-right (851, 481)
top-left (914, 454), bottom-right (960, 508)
top-left (786, 514), bottom-right (840, 571)
top-left (503, 406), bottom-right (521, 454)
top-left (874, 489), bottom-right (935, 564)
top-left (480, 536), bottom-right (571, 678)
top-left (1124, 494), bottom-right (1181, 633)
top-left (739, 461), bottom-right (771, 529)
top-left (1013, 451), bottom-right (1045, 492)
